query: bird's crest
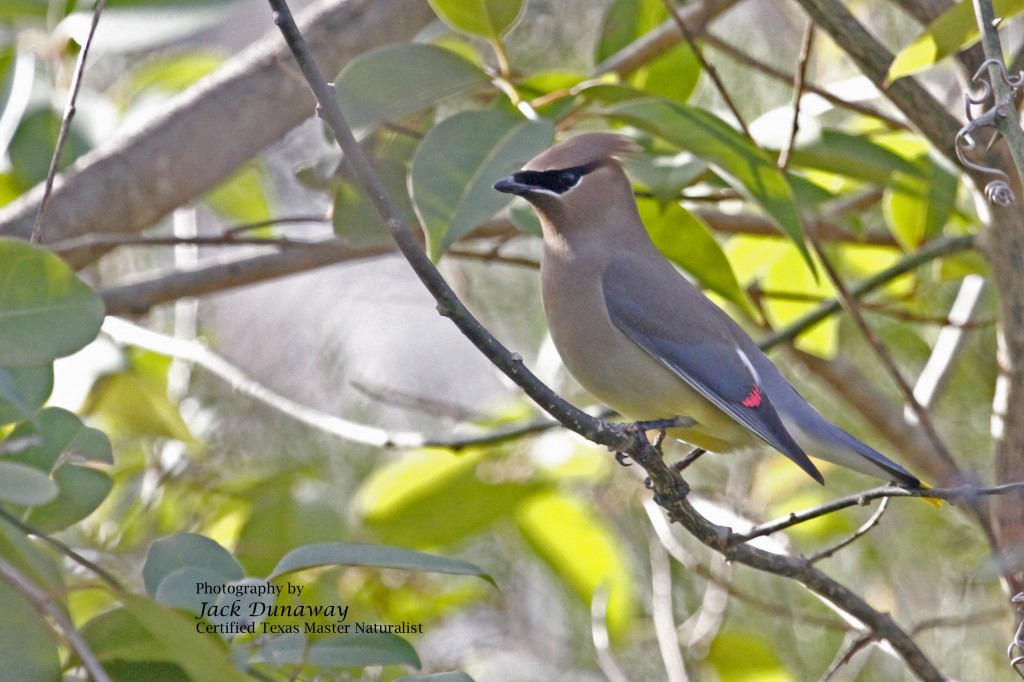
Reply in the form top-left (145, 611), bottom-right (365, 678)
top-left (523, 132), bottom-right (640, 172)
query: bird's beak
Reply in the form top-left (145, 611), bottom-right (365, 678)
top-left (493, 175), bottom-right (530, 196)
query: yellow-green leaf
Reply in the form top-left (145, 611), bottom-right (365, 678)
top-left (356, 449), bottom-right (539, 546)
top-left (764, 246), bottom-right (837, 357)
top-left (204, 162), bottom-right (272, 223)
top-left (516, 491), bottom-right (633, 640)
top-left (428, 0), bottom-right (524, 39)
top-left (638, 198), bottom-right (754, 316)
top-left (887, 0), bottom-right (1024, 82)
top-left (610, 98), bottom-right (813, 273)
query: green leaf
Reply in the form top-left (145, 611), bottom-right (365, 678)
top-left (0, 0), bottom-right (50, 20)
top-left (110, 596), bottom-right (250, 682)
top-left (355, 449), bottom-right (538, 547)
top-left (610, 98), bottom-right (813, 273)
top-left (82, 369), bottom-right (195, 443)
top-left (764, 245), bottom-right (837, 357)
top-left (882, 156), bottom-right (958, 250)
top-left (0, 461), bottom-right (58, 505)
top-left (0, 520), bottom-right (64, 595)
top-left (80, 607), bottom-right (176, 663)
top-left (625, 150), bottom-right (708, 204)
top-left (630, 43), bottom-right (701, 104)
top-left (236, 489), bottom-right (347, 577)
top-left (333, 158), bottom-right (416, 248)
top-left (707, 629), bottom-right (793, 682)
top-left (118, 50), bottom-right (225, 106)
top-left (8, 108), bottom-right (91, 190)
top-left (9, 407), bottom-right (113, 470)
top-left (204, 161), bottom-right (272, 223)
top-left (151, 566), bottom-right (234, 612)
top-left (410, 111), bottom-right (553, 259)
top-left (596, 0), bottom-right (666, 62)
top-left (786, 130), bottom-right (925, 189)
top-left (513, 71), bottom-right (588, 120)
top-left (0, 239), bottom-right (104, 367)
top-left (6, 408), bottom-right (113, 531)
top-left (428, 0), bottom-right (524, 39)
top-left (0, 364), bottom-right (53, 425)
top-left (637, 199), bottom-right (754, 315)
top-left (508, 201), bottom-right (542, 236)
top-left (397, 674), bottom-right (477, 682)
top-left (143, 533), bottom-right (245, 596)
top-left (887, 0), bottom-right (1024, 82)
top-left (335, 44), bottom-right (489, 131)
top-left (252, 632), bottom-right (421, 668)
top-left (0, 580), bottom-right (61, 682)
top-left (235, 479), bottom-right (350, 577)
top-left (515, 491), bottom-right (633, 640)
top-left (267, 541), bottom-right (494, 586)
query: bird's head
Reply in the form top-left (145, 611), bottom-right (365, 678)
top-left (494, 132), bottom-right (642, 242)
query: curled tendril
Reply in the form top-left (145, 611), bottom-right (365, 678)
top-left (985, 180), bottom-right (1016, 207)
top-left (956, 59), bottom-right (1022, 207)
top-left (1010, 592), bottom-right (1024, 679)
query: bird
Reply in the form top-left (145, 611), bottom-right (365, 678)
top-left (493, 132), bottom-right (921, 488)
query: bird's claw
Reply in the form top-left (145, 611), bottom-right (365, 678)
top-left (614, 452), bottom-right (632, 467)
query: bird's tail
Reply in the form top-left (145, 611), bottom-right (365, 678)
top-left (787, 413), bottom-right (921, 488)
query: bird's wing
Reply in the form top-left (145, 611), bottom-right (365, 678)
top-left (602, 255), bottom-right (823, 483)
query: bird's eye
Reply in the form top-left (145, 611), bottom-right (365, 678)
top-left (511, 163), bottom-right (595, 195)
top-left (558, 169), bottom-right (583, 188)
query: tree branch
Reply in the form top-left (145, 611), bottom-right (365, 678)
top-left (731, 482), bottom-right (1024, 545)
top-left (265, 1), bottom-right (948, 677)
top-left (0, 556), bottom-right (112, 682)
top-left (0, 0), bottom-right (435, 267)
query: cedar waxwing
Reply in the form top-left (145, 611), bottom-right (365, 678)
top-left (494, 132), bottom-right (920, 488)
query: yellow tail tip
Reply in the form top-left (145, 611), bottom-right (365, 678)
top-left (916, 481), bottom-right (943, 507)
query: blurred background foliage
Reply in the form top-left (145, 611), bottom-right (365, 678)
top-left (0, 0), bottom-right (1018, 679)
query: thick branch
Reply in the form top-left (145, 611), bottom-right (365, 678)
top-left (792, 0), bottom-right (964, 164)
top-left (0, 0), bottom-right (435, 267)
top-left (971, 0), bottom-right (1024, 596)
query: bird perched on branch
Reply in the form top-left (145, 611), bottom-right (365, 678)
top-left (494, 132), bottom-right (921, 488)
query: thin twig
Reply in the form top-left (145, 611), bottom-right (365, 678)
top-left (46, 213), bottom-right (330, 252)
top-left (760, 235), bottom-right (975, 350)
top-left (702, 32), bottom-right (908, 130)
top-left (660, 0), bottom-right (751, 139)
top-left (0, 556), bottom-right (112, 682)
top-left (910, 608), bottom-right (1006, 636)
top-left (779, 22), bottom-right (815, 171)
top-left (54, 235), bottom-right (320, 251)
top-left (649, 497), bottom-right (853, 626)
top-left (821, 633), bottom-right (875, 682)
top-left (805, 233), bottom-right (963, 478)
top-left (101, 317), bottom-right (429, 448)
top-left (809, 497), bottom-right (890, 564)
top-left (730, 482), bottom-right (1024, 544)
top-left (0, 507), bottom-right (123, 590)
top-left (30, 0), bottom-right (106, 244)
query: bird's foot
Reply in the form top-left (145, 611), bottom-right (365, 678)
top-left (614, 452), bottom-right (632, 467)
